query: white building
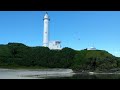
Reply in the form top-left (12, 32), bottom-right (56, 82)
top-left (87, 47), bottom-right (97, 50)
top-left (49, 41), bottom-right (61, 50)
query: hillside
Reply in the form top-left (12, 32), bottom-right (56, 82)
top-left (0, 42), bottom-right (120, 72)
top-left (72, 50), bottom-right (120, 71)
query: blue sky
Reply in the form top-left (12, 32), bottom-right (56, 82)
top-left (0, 11), bottom-right (120, 57)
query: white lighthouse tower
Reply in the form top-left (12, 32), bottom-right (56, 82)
top-left (43, 12), bottom-right (50, 47)
top-left (42, 12), bottom-right (62, 50)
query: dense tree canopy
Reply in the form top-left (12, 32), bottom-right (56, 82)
top-left (0, 42), bottom-right (120, 71)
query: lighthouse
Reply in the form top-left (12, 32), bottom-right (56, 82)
top-left (43, 12), bottom-right (50, 47)
top-left (42, 12), bottom-right (61, 50)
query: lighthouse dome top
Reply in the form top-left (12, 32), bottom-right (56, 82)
top-left (44, 12), bottom-right (49, 19)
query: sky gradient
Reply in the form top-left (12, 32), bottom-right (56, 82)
top-left (0, 11), bottom-right (120, 57)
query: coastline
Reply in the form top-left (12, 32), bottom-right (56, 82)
top-left (0, 67), bottom-right (120, 79)
top-left (1, 66), bottom-right (120, 75)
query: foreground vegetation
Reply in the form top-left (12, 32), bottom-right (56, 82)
top-left (0, 42), bottom-right (120, 72)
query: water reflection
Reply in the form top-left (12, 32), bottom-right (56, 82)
top-left (50, 73), bottom-right (120, 79)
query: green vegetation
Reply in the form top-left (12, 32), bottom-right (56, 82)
top-left (72, 50), bottom-right (119, 72)
top-left (0, 42), bottom-right (120, 72)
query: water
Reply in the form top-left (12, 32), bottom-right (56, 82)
top-left (1, 68), bottom-right (120, 79)
top-left (52, 72), bottom-right (120, 79)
